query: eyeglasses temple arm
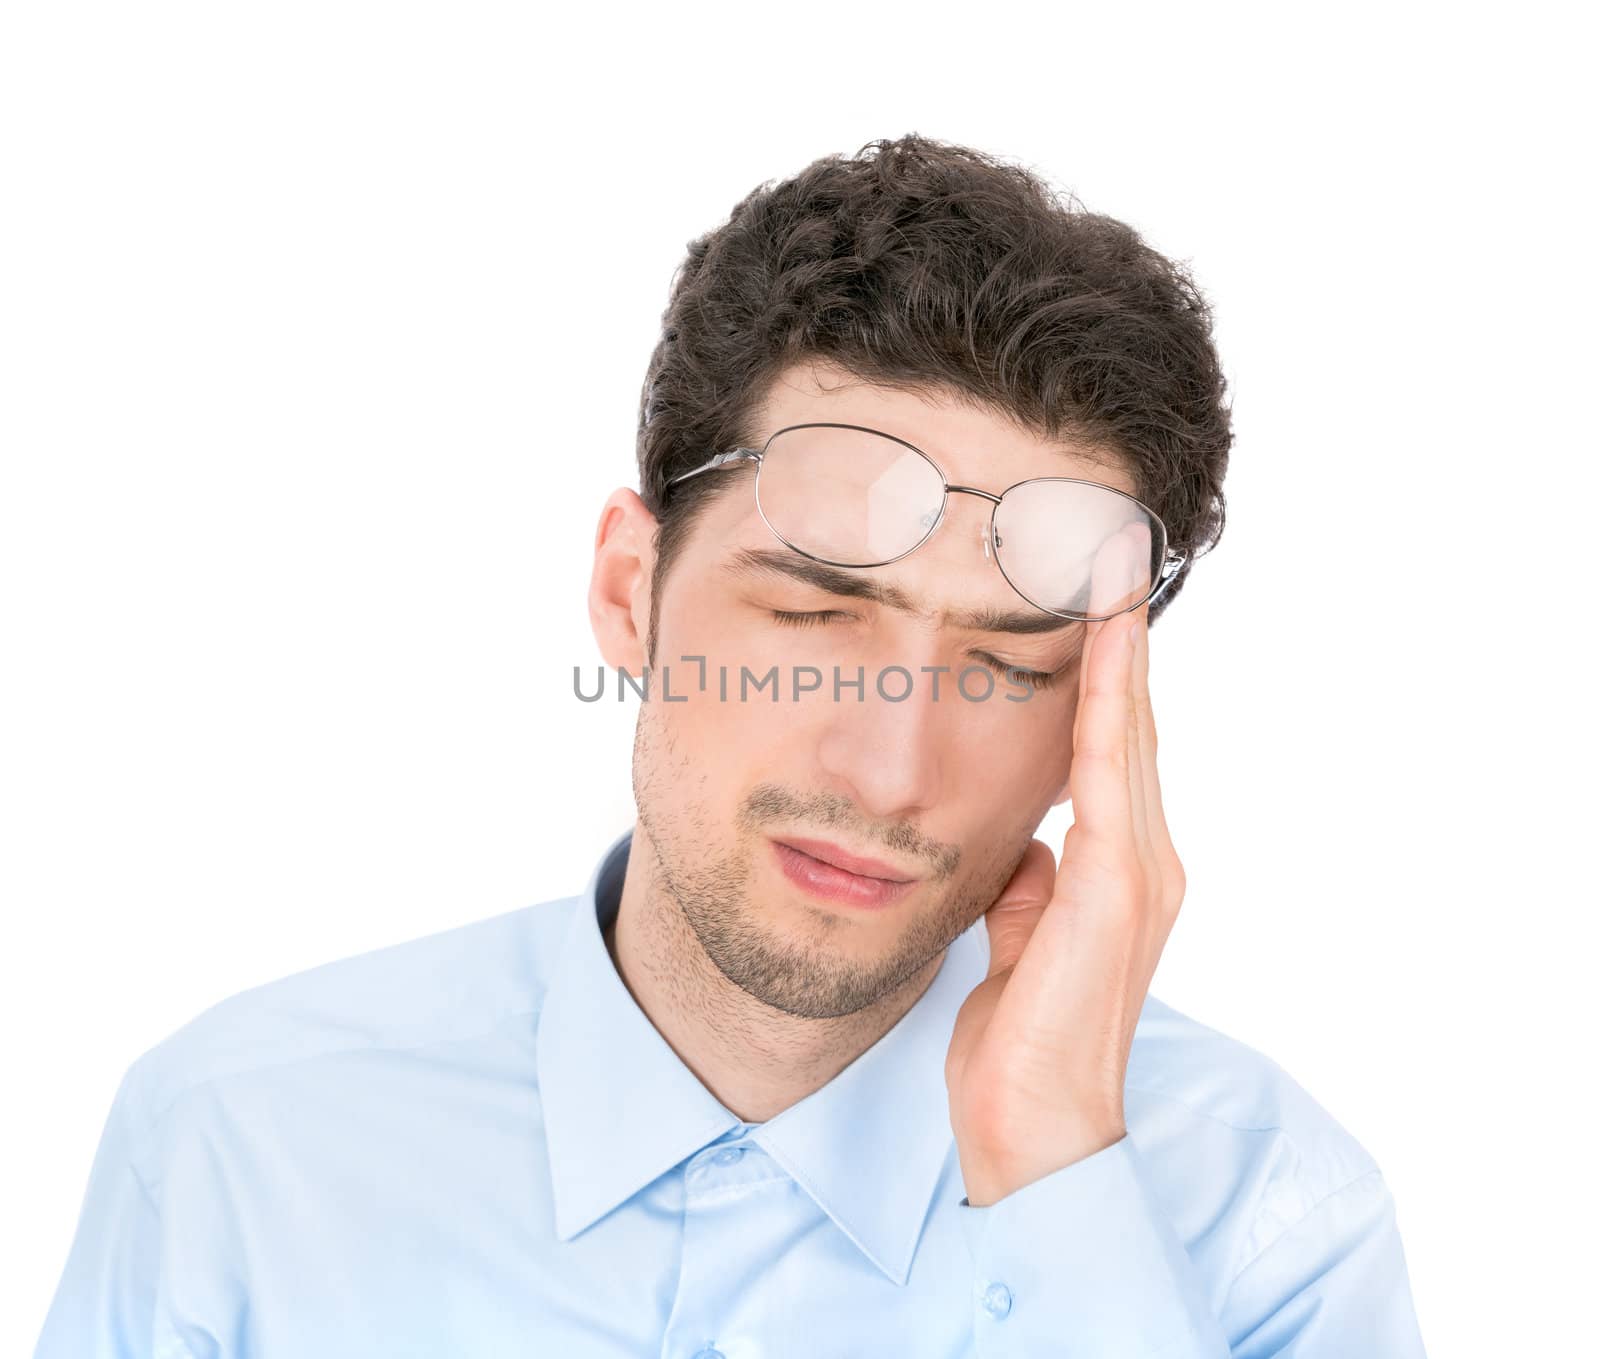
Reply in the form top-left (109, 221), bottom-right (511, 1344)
top-left (1148, 550), bottom-right (1188, 606)
top-left (664, 447), bottom-right (763, 488)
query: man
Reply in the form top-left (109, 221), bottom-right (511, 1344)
top-left (37, 135), bottom-right (1427, 1357)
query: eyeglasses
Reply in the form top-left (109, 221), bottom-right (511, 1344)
top-left (664, 422), bottom-right (1187, 622)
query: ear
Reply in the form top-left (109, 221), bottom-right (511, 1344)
top-left (587, 488), bottom-right (657, 674)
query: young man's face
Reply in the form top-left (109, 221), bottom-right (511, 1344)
top-left (599, 360), bottom-right (1141, 1020)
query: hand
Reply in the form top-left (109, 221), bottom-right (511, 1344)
top-left (945, 526), bottom-right (1187, 1207)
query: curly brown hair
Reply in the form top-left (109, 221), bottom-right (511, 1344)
top-left (636, 133), bottom-right (1231, 658)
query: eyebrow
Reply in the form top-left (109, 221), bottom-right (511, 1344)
top-left (724, 547), bottom-right (1085, 640)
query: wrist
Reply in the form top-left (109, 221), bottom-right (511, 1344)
top-left (959, 1121), bottom-right (1126, 1207)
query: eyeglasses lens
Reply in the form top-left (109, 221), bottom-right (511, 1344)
top-left (755, 426), bottom-right (1163, 620)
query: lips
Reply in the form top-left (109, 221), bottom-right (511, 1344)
top-left (770, 838), bottom-right (918, 909)
top-left (770, 837), bottom-right (917, 884)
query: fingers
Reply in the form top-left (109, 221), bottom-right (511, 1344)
top-left (1122, 542), bottom-right (1184, 921)
top-left (1125, 603), bottom-right (1150, 852)
top-left (1121, 520), bottom-right (1154, 852)
top-left (1069, 526), bottom-right (1149, 848)
top-left (1130, 593), bottom-right (1182, 900)
top-left (983, 838), bottom-right (1058, 978)
top-left (1068, 603), bottom-right (1140, 848)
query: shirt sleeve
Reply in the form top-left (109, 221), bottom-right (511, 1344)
top-left (33, 1060), bottom-right (175, 1359)
top-left (957, 1134), bottom-right (1428, 1357)
top-left (958, 1134), bottom-right (1232, 1356)
top-left (1219, 1168), bottom-right (1427, 1357)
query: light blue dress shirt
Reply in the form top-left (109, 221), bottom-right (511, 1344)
top-left (37, 825), bottom-right (1427, 1357)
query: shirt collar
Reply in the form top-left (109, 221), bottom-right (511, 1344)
top-left (536, 824), bottom-right (990, 1286)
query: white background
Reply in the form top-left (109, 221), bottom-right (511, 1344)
top-left (2, 3), bottom-right (1593, 1353)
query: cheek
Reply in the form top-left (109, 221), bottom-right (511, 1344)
top-left (658, 590), bottom-right (797, 673)
top-left (648, 597), bottom-right (820, 767)
top-left (946, 684), bottom-right (1078, 798)
top-left (652, 661), bottom-right (816, 776)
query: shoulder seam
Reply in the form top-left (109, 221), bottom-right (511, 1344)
top-left (1124, 1080), bottom-right (1292, 1136)
top-left (127, 1149), bottom-right (161, 1216)
top-left (134, 1000), bottom-right (545, 1139)
top-left (1124, 1078), bottom-right (1379, 1168)
top-left (127, 897), bottom-right (578, 1137)
top-left (1223, 1166), bottom-right (1387, 1295)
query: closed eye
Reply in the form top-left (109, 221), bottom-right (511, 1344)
top-left (973, 653), bottom-right (1066, 690)
top-left (769, 609), bottom-right (855, 629)
top-left (770, 611), bottom-right (1069, 691)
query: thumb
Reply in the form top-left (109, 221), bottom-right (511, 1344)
top-left (983, 838), bottom-right (1058, 977)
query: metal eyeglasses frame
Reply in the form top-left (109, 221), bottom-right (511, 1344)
top-left (663, 421), bottom-right (1189, 621)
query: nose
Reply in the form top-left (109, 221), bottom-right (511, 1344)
top-left (814, 663), bottom-right (944, 823)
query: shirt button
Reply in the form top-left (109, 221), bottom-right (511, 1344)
top-left (981, 1281), bottom-right (1013, 1319)
top-left (712, 1145), bottom-right (745, 1165)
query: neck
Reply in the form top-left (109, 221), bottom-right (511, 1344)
top-left (602, 834), bottom-right (946, 1124)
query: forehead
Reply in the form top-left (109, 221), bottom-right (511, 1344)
top-left (749, 359), bottom-right (1135, 496)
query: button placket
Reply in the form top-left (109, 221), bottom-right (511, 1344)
top-left (664, 1133), bottom-right (775, 1359)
